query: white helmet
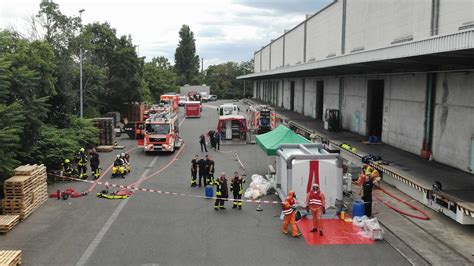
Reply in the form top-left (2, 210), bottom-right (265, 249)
top-left (116, 154), bottom-right (120, 158)
top-left (121, 153), bottom-right (125, 157)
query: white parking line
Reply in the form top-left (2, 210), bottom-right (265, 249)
top-left (76, 156), bottom-right (159, 266)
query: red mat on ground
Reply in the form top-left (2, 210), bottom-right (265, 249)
top-left (298, 218), bottom-right (374, 245)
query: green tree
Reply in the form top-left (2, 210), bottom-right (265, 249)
top-left (174, 25), bottom-right (200, 85)
top-left (0, 58), bottom-right (26, 177)
top-left (37, 0), bottom-right (81, 127)
top-left (144, 56), bottom-right (178, 102)
top-left (204, 59), bottom-right (254, 99)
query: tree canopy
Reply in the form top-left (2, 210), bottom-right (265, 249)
top-left (0, 0), bottom-right (255, 179)
top-left (174, 25), bottom-right (200, 85)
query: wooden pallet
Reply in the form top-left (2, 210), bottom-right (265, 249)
top-left (3, 165), bottom-right (48, 221)
top-left (96, 145), bottom-right (114, 152)
top-left (0, 215), bottom-right (19, 233)
top-left (13, 164), bottom-right (38, 175)
top-left (0, 250), bottom-right (21, 265)
top-left (4, 174), bottom-right (47, 197)
top-left (3, 183), bottom-right (48, 220)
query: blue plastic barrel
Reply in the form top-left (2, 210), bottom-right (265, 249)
top-left (368, 136), bottom-right (375, 143)
top-left (352, 200), bottom-right (365, 217)
top-left (373, 136), bottom-right (380, 143)
top-left (205, 186), bottom-right (214, 199)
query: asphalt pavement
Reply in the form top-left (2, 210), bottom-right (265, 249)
top-left (0, 100), bottom-right (410, 266)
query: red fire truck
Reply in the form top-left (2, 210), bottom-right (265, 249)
top-left (160, 94), bottom-right (179, 112)
top-left (142, 110), bottom-right (183, 153)
top-left (185, 101), bottom-right (201, 118)
top-left (246, 105), bottom-right (276, 134)
top-left (217, 115), bottom-right (248, 141)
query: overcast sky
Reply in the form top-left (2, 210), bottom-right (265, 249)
top-left (0, 0), bottom-right (331, 68)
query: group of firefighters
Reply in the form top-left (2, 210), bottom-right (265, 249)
top-left (190, 154), bottom-right (245, 210)
top-left (63, 148), bottom-right (100, 180)
top-left (61, 146), bottom-right (377, 240)
top-left (282, 184), bottom-right (326, 238)
top-left (62, 147), bottom-right (130, 180)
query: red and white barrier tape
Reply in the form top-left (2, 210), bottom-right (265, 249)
top-left (52, 174), bottom-right (282, 204)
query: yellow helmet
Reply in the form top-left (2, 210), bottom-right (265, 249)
top-left (80, 148), bottom-right (85, 152)
top-left (65, 159), bottom-right (70, 163)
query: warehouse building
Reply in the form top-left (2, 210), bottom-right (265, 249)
top-left (239, 0), bottom-right (474, 174)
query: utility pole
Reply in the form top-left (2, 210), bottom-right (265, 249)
top-left (79, 9), bottom-right (85, 118)
top-left (201, 58), bottom-right (204, 83)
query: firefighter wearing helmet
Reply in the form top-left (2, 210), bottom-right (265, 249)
top-left (120, 152), bottom-right (131, 174)
top-left (306, 183), bottom-right (326, 235)
top-left (282, 190), bottom-right (301, 237)
top-left (90, 150), bottom-right (100, 179)
top-left (63, 159), bottom-right (74, 177)
top-left (77, 147), bottom-right (88, 179)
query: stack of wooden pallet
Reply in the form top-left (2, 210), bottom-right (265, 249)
top-left (0, 250), bottom-right (21, 265)
top-left (2, 164), bottom-right (48, 221)
top-left (92, 117), bottom-right (115, 145)
top-left (0, 215), bottom-right (19, 233)
top-left (126, 102), bottom-right (145, 122)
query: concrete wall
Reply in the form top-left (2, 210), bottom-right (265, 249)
top-left (254, 52), bottom-right (261, 73)
top-left (304, 78), bottom-right (317, 118)
top-left (279, 80), bottom-right (284, 107)
top-left (282, 80), bottom-right (291, 109)
top-left (342, 77), bottom-right (367, 135)
top-left (294, 78), bottom-right (304, 113)
top-left (438, 0), bottom-right (474, 35)
top-left (270, 38), bottom-right (284, 69)
top-left (432, 72), bottom-right (474, 172)
top-left (261, 46), bottom-right (270, 72)
top-left (323, 77), bottom-right (340, 120)
top-left (382, 75), bottom-right (426, 155)
top-left (306, 1), bottom-right (342, 61)
top-left (284, 25), bottom-right (304, 66)
top-left (253, 82), bottom-right (257, 99)
top-left (345, 0), bottom-right (431, 53)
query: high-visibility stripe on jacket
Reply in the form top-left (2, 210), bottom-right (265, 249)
top-left (215, 181), bottom-right (222, 197)
top-left (307, 191), bottom-right (325, 207)
top-left (282, 197), bottom-right (296, 216)
top-left (230, 177), bottom-right (245, 195)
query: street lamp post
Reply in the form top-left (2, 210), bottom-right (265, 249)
top-left (79, 9), bottom-right (85, 118)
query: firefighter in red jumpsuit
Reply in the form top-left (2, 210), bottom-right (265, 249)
top-left (282, 191), bottom-right (301, 237)
top-left (306, 183), bottom-right (326, 235)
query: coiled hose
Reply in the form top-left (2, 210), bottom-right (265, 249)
top-left (374, 185), bottom-right (430, 220)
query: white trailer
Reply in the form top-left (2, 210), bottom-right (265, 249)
top-left (276, 144), bottom-right (343, 208)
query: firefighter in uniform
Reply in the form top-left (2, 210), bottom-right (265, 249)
top-left (282, 190), bottom-right (301, 237)
top-left (90, 150), bottom-right (100, 179)
top-left (63, 159), bottom-right (74, 177)
top-left (207, 155), bottom-right (215, 186)
top-left (214, 172), bottom-right (228, 211)
top-left (230, 171), bottom-right (245, 210)
top-left (77, 147), bottom-right (88, 179)
top-left (191, 155), bottom-right (198, 187)
top-left (306, 183), bottom-right (326, 235)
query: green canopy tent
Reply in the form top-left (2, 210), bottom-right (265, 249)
top-left (256, 125), bottom-right (311, 155)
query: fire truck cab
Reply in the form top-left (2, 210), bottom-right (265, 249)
top-left (159, 94), bottom-right (179, 112)
top-left (247, 105), bottom-right (276, 134)
top-left (143, 111), bottom-right (182, 153)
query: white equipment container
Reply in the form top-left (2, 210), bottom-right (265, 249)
top-left (276, 144), bottom-right (343, 208)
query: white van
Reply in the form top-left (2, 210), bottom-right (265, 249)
top-left (218, 104), bottom-right (239, 116)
